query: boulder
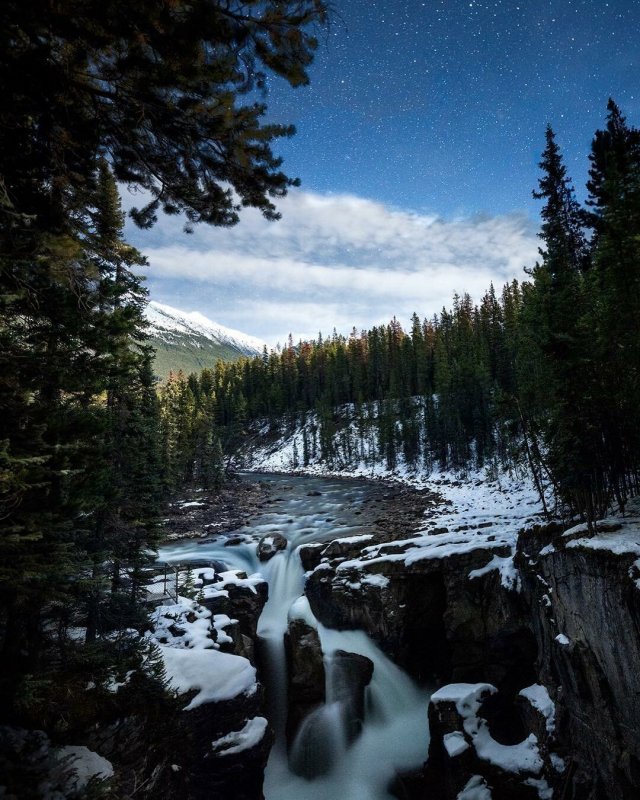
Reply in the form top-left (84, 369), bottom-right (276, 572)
top-left (257, 532), bottom-right (288, 562)
top-left (284, 618), bottom-right (326, 745)
top-left (330, 650), bottom-right (374, 743)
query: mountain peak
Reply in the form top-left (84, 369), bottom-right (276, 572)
top-left (145, 300), bottom-right (265, 378)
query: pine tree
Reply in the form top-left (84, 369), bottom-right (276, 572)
top-left (1, 1), bottom-right (328, 232)
top-left (529, 126), bottom-right (599, 519)
top-left (586, 100), bottom-right (640, 508)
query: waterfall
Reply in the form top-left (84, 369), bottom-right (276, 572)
top-left (158, 474), bottom-right (430, 800)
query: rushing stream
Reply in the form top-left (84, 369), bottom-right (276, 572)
top-left (158, 473), bottom-right (431, 799)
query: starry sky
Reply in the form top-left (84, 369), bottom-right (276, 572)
top-left (126, 0), bottom-right (640, 345)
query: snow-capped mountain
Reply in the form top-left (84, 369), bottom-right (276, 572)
top-left (145, 301), bottom-right (265, 378)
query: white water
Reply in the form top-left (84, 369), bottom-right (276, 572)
top-left (158, 474), bottom-right (431, 799)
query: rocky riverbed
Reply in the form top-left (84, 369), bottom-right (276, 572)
top-left (159, 472), bottom-right (439, 546)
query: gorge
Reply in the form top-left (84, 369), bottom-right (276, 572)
top-left (145, 470), bottom-right (640, 800)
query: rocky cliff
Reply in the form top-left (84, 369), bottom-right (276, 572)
top-left (301, 506), bottom-right (640, 799)
top-left (515, 519), bottom-right (640, 799)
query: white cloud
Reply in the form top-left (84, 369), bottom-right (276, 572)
top-left (127, 188), bottom-right (539, 344)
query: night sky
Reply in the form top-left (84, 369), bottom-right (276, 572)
top-left (128, 0), bottom-right (640, 344)
top-left (266, 0), bottom-right (639, 215)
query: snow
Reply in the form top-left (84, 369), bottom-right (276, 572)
top-left (160, 647), bottom-right (256, 710)
top-left (151, 599), bottom-right (215, 650)
top-left (468, 554), bottom-right (521, 592)
top-left (106, 669), bottom-right (135, 693)
top-left (555, 633), bottom-right (570, 646)
top-left (562, 517), bottom-right (640, 557)
top-left (550, 752), bottom-right (567, 773)
top-left (179, 501), bottom-right (205, 508)
top-left (457, 775), bottom-right (492, 800)
top-left (55, 746), bottom-right (113, 790)
top-left (473, 727), bottom-right (542, 774)
top-left (149, 593), bottom-right (257, 710)
top-left (432, 683), bottom-right (543, 776)
top-left (288, 595), bottom-right (318, 628)
top-left (211, 716), bottom-right (268, 755)
top-left (217, 569), bottom-right (265, 594)
top-left (328, 533), bottom-right (374, 545)
top-left (431, 683), bottom-right (496, 717)
top-left (189, 568), bottom-right (265, 602)
top-left (444, 731), bottom-right (470, 757)
top-left (213, 614), bottom-right (236, 645)
top-left (566, 531), bottom-right (640, 556)
top-left (192, 567), bottom-right (216, 584)
top-left (519, 684), bottom-right (555, 733)
top-left (361, 573), bottom-right (390, 588)
top-left (66, 626), bottom-right (87, 642)
top-left (145, 300), bottom-right (264, 354)
top-left (525, 777), bottom-right (554, 799)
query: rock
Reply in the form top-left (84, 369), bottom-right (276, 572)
top-left (169, 687), bottom-right (272, 800)
top-left (284, 618), bottom-right (326, 745)
top-left (257, 532), bottom-right (287, 562)
top-left (321, 532), bottom-right (376, 560)
top-left (306, 543), bottom-right (535, 688)
top-left (330, 650), bottom-right (374, 743)
top-left (424, 682), bottom-right (554, 800)
top-left (516, 523), bottom-right (640, 798)
top-left (298, 543), bottom-right (324, 571)
top-left (223, 582), bottom-right (268, 663)
top-left (199, 576), bottom-right (268, 664)
top-left (307, 490), bottom-right (322, 496)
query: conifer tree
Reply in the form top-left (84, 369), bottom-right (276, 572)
top-left (586, 100), bottom-right (640, 507)
top-left (529, 127), bottom-right (598, 518)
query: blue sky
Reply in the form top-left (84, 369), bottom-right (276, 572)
top-left (125, 0), bottom-right (640, 345)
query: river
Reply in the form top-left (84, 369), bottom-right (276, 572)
top-left (158, 473), bottom-right (431, 800)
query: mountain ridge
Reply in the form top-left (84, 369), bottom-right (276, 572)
top-left (145, 300), bottom-right (265, 378)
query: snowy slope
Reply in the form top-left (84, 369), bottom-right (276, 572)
top-left (146, 301), bottom-right (265, 354)
top-left (145, 300), bottom-right (265, 377)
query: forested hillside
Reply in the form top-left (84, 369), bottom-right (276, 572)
top-left (163, 102), bottom-right (640, 526)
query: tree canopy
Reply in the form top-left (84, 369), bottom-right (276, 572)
top-left (0, 0), bottom-right (328, 231)
top-left (0, 1), bottom-right (328, 759)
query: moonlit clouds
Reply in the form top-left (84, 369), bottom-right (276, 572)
top-left (130, 189), bottom-right (539, 345)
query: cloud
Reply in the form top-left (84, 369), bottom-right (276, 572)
top-left (125, 188), bottom-right (539, 344)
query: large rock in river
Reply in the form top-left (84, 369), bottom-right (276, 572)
top-left (257, 532), bottom-right (288, 562)
top-left (330, 649), bottom-right (374, 743)
top-left (284, 616), bottom-right (326, 745)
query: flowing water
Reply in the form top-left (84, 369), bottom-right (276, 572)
top-left (158, 473), bottom-right (431, 799)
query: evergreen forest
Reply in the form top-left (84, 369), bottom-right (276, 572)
top-left (163, 102), bottom-right (640, 526)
